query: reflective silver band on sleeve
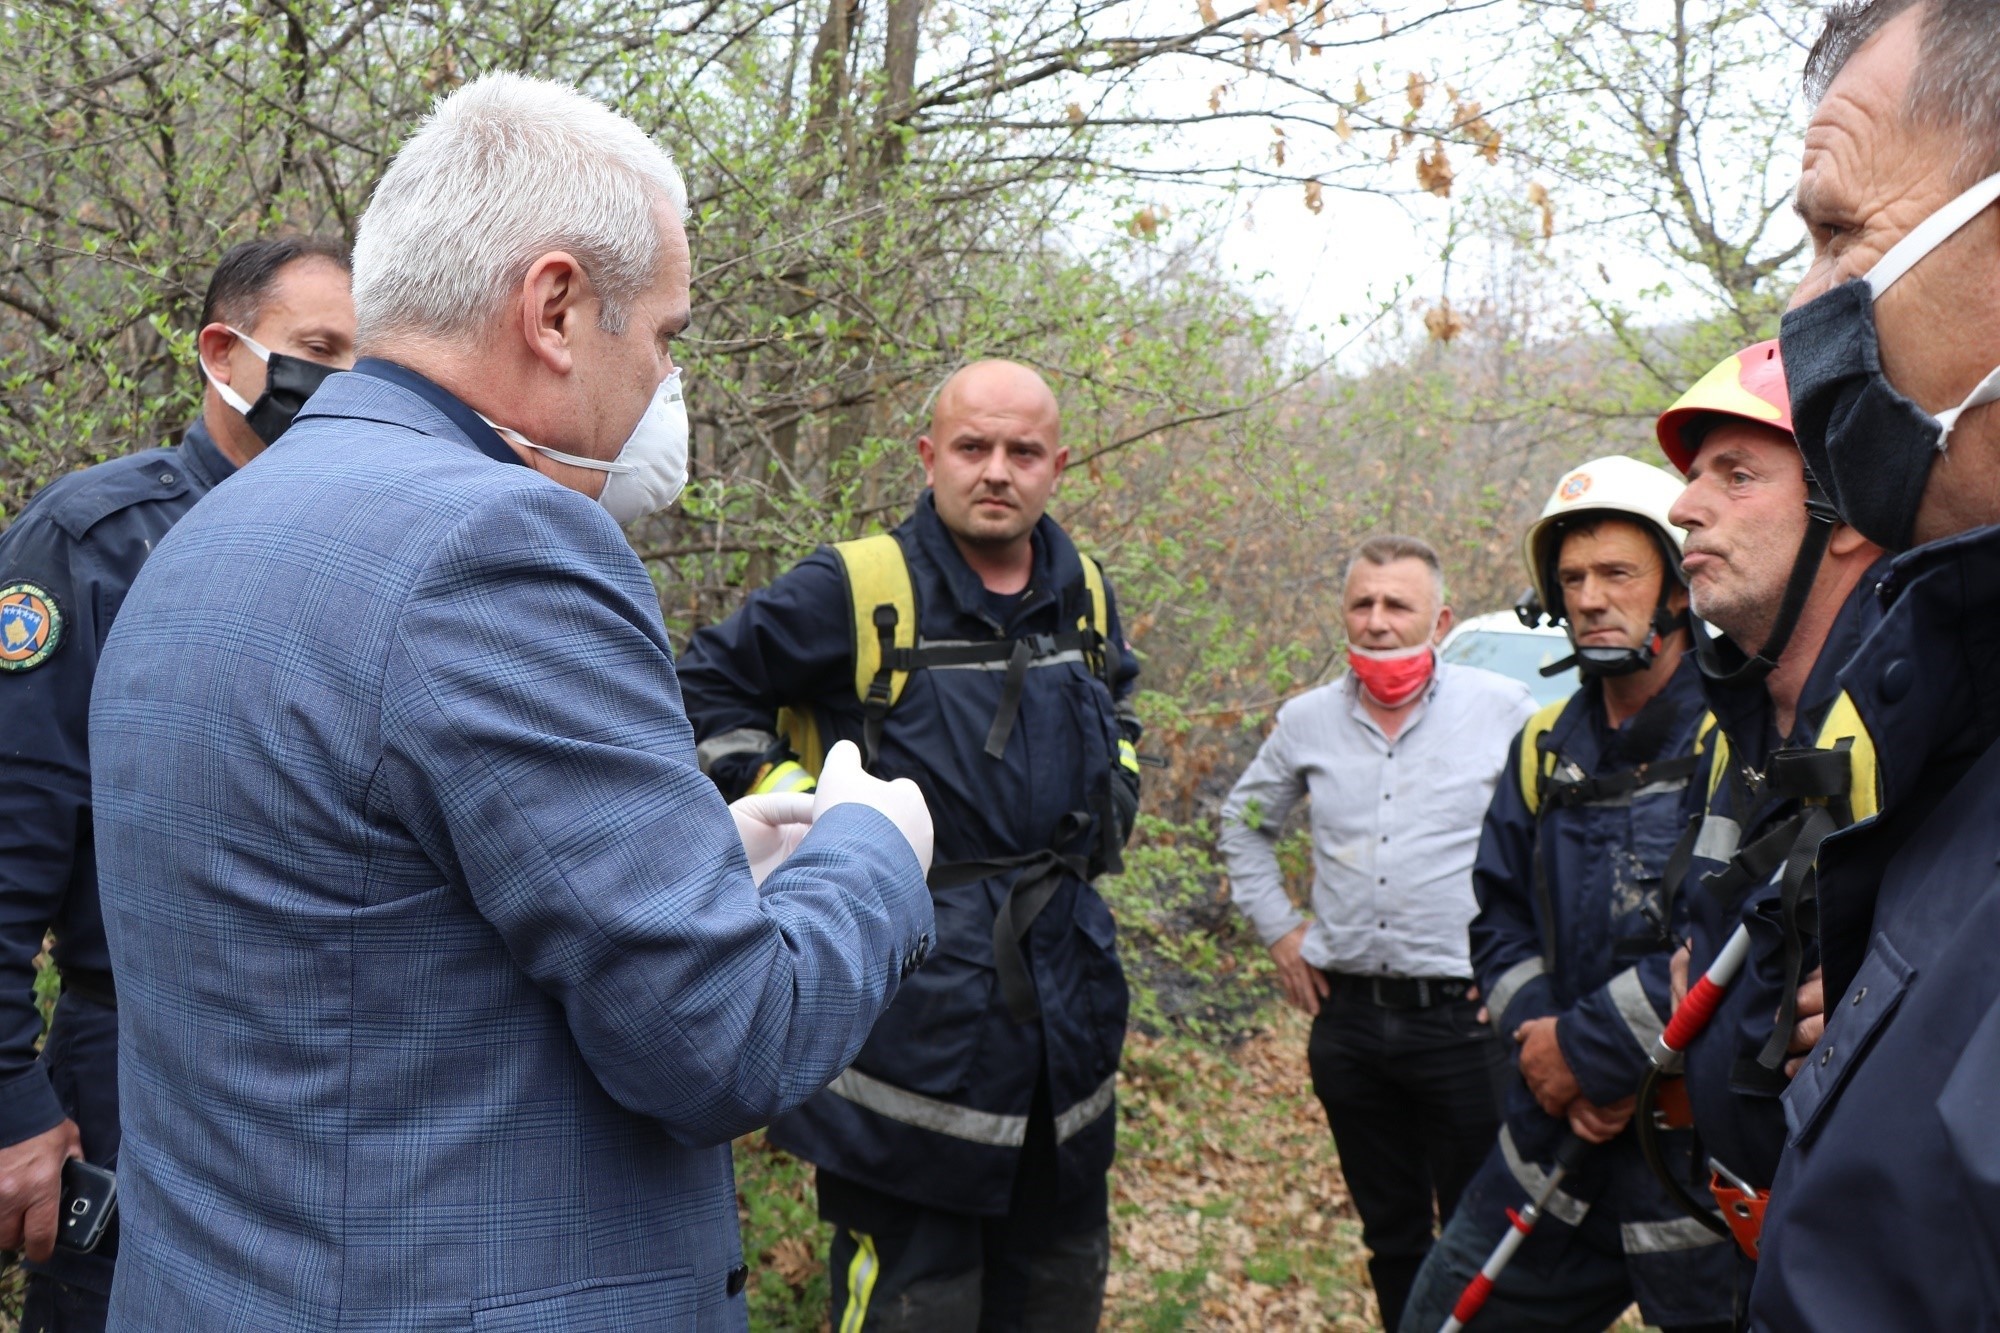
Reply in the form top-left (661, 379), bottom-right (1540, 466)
top-left (1488, 957), bottom-right (1547, 1029)
top-left (695, 727), bottom-right (779, 776)
top-left (1621, 1216), bottom-right (1729, 1253)
top-left (1499, 1124), bottom-right (1590, 1226)
top-left (1609, 966), bottom-right (1667, 1053)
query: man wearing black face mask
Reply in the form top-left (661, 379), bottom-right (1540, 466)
top-left (0, 235), bottom-right (352, 1332)
top-left (1747, 2), bottom-right (2000, 1328)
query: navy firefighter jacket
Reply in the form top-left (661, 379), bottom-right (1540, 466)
top-left (0, 419), bottom-right (236, 1291)
top-left (677, 492), bottom-right (1142, 1217)
top-left (1675, 556), bottom-right (1891, 1201)
top-left (1751, 523), bottom-right (2000, 1330)
top-left (1466, 656), bottom-right (1735, 1319)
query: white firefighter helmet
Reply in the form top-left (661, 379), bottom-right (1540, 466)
top-left (1522, 455), bottom-right (1689, 622)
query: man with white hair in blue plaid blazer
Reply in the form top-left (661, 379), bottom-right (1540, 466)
top-left (87, 74), bottom-right (937, 1332)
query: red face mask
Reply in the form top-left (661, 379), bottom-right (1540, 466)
top-left (1348, 641), bottom-right (1436, 707)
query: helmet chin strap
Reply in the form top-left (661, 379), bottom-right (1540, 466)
top-left (1544, 605), bottom-right (1690, 679)
top-left (1693, 485), bottom-right (1839, 687)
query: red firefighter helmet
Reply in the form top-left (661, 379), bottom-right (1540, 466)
top-left (1656, 339), bottom-right (1793, 477)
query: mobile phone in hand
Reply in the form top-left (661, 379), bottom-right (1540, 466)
top-left (55, 1159), bottom-right (116, 1254)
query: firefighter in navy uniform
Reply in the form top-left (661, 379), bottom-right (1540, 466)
top-left (678, 360), bottom-right (1140, 1332)
top-left (1643, 341), bottom-right (1887, 1303)
top-left (0, 237), bottom-right (353, 1332)
top-left (1399, 457), bottom-right (1738, 1333)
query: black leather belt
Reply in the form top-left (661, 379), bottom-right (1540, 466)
top-left (1323, 971), bottom-right (1471, 1009)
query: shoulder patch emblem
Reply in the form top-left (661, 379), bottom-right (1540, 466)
top-left (0, 584), bottom-right (62, 671)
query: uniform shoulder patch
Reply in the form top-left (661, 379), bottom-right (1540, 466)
top-left (0, 583), bottom-right (62, 671)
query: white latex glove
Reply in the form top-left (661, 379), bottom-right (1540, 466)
top-left (811, 740), bottom-right (935, 875)
top-left (729, 792), bottom-right (815, 887)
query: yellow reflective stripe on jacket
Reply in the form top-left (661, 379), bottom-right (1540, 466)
top-left (751, 758), bottom-right (817, 796)
top-left (839, 1230), bottom-right (881, 1333)
top-left (1707, 725), bottom-right (1732, 806)
top-left (1813, 690), bottom-right (1879, 822)
top-left (1117, 738), bottom-right (1140, 774)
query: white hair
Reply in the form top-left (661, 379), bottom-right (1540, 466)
top-left (352, 72), bottom-right (688, 345)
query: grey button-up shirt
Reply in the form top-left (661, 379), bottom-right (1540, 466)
top-left (1218, 661), bottom-right (1535, 979)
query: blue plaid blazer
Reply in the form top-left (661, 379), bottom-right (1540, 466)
top-left (88, 368), bottom-right (933, 1331)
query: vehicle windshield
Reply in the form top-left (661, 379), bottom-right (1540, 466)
top-left (1441, 629), bottom-right (1577, 708)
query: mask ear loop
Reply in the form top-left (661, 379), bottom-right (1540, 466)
top-left (1859, 172), bottom-right (2000, 454)
top-left (1936, 364), bottom-right (2000, 451)
top-left (1865, 170), bottom-right (2000, 298)
top-left (200, 327), bottom-right (271, 417)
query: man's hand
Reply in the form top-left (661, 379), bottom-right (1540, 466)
top-left (1567, 1095), bottom-right (1636, 1144)
top-left (729, 792), bottom-right (815, 887)
top-left (1269, 923), bottom-right (1329, 1016)
top-left (1515, 1017), bottom-right (1582, 1118)
top-left (1670, 942), bottom-right (1691, 1011)
top-left (0, 1120), bottom-right (81, 1263)
top-left (1784, 966), bottom-right (1826, 1078)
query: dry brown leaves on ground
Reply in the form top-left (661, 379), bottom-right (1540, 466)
top-left (1107, 1005), bottom-right (1384, 1330)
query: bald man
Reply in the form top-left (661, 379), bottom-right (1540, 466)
top-left (681, 361), bottom-right (1143, 1331)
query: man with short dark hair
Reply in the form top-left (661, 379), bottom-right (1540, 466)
top-left (0, 234), bottom-right (353, 1332)
top-left (679, 358), bottom-right (1142, 1333)
top-left (1218, 534), bottom-right (1533, 1331)
top-left (1740, 1), bottom-right (2000, 1324)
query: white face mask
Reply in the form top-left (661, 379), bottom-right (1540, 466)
top-left (482, 370), bottom-right (689, 525)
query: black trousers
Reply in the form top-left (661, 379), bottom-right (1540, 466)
top-left (821, 1077), bottom-right (1108, 1333)
top-left (1307, 981), bottom-right (1508, 1333)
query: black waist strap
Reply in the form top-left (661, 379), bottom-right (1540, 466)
top-left (928, 815), bottom-right (1092, 1025)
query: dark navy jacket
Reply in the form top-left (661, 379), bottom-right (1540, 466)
top-left (1465, 658), bottom-right (1734, 1322)
top-left (1677, 558), bottom-right (1892, 1200)
top-left (0, 420), bottom-right (234, 1294)
top-left (678, 495), bottom-right (1141, 1217)
top-left (1751, 524), bottom-right (2000, 1330)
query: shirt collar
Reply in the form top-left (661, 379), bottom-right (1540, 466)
top-left (177, 417), bottom-right (236, 491)
top-left (351, 358), bottom-right (524, 469)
